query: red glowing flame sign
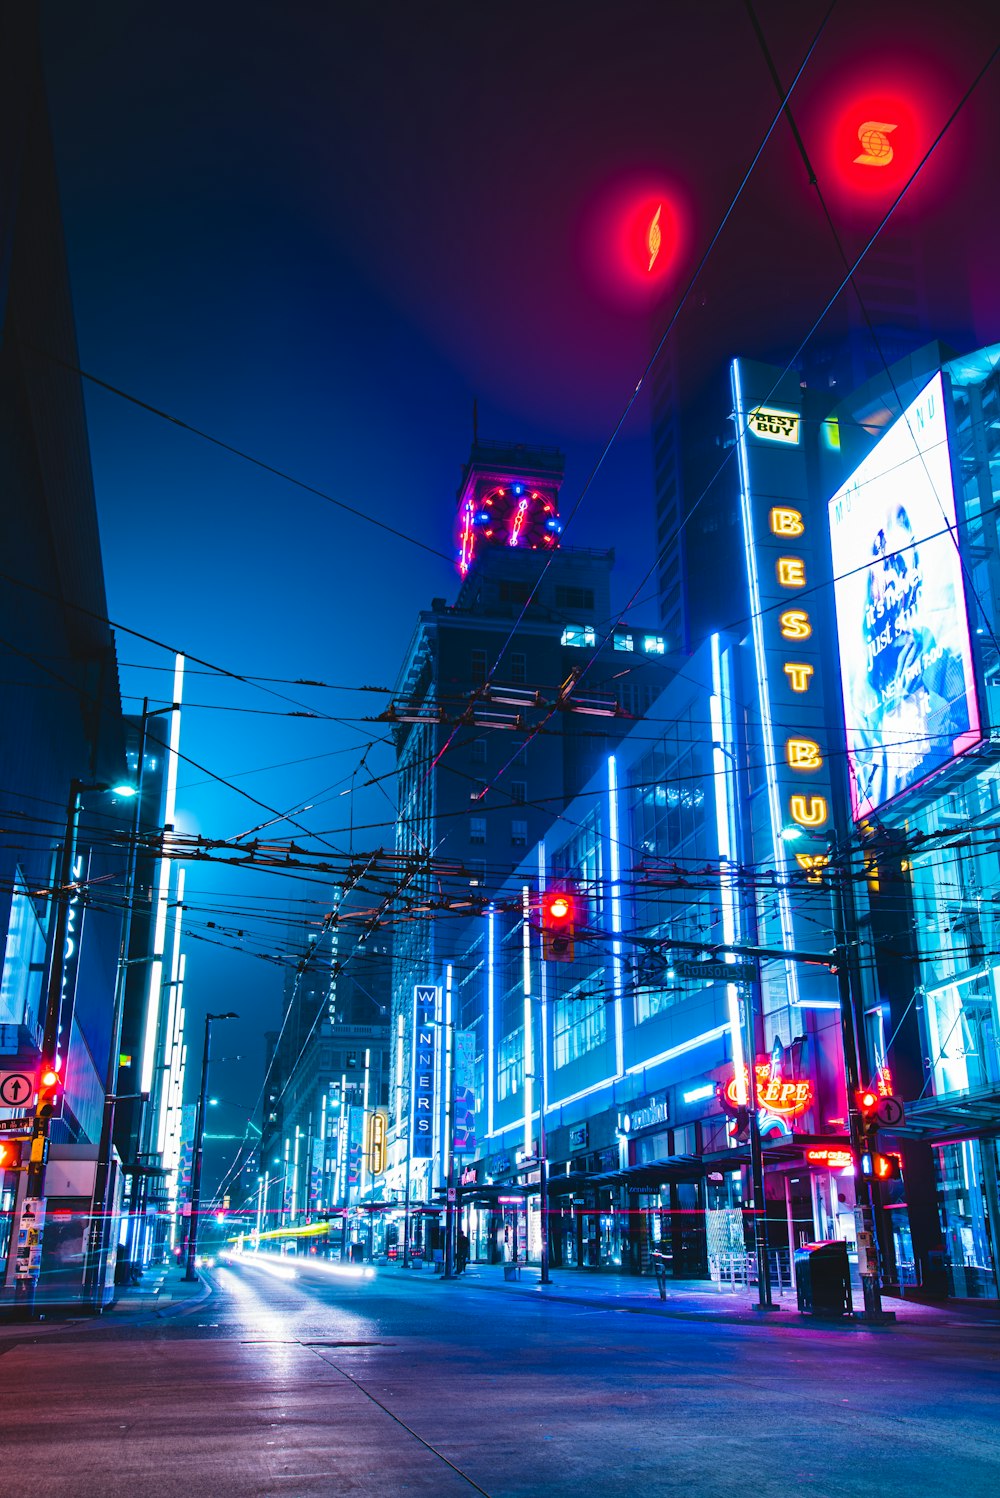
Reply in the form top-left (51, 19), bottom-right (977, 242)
top-left (724, 1061), bottom-right (813, 1118)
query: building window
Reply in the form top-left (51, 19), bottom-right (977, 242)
top-left (552, 989), bottom-right (606, 1068)
top-left (469, 816), bottom-right (486, 845)
top-left (561, 624), bottom-right (596, 648)
top-left (500, 580), bottom-right (532, 605)
top-left (613, 632), bottom-right (634, 652)
top-left (467, 859), bottom-right (486, 887)
top-left (511, 819), bottom-right (528, 847)
top-left (471, 648), bottom-right (487, 683)
top-left (556, 585), bottom-right (595, 612)
top-left (510, 781), bottom-right (527, 804)
top-left (643, 635), bottom-right (666, 655)
top-left (497, 1029), bottom-right (523, 1100)
top-left (510, 652), bottom-right (527, 684)
top-left (472, 738), bottom-right (487, 764)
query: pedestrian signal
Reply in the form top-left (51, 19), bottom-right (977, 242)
top-left (541, 891), bottom-right (576, 962)
top-left (0, 1139), bottom-right (23, 1170)
top-left (871, 1151), bottom-right (902, 1182)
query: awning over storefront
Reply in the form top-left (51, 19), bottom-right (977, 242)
top-left (893, 1087), bottom-right (1000, 1142)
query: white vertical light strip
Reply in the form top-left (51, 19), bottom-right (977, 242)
top-left (292, 1126), bottom-right (301, 1218)
top-left (362, 1046), bottom-right (371, 1201)
top-left (395, 1011), bottom-right (404, 1167)
top-left (607, 755), bottom-right (625, 1077)
top-left (430, 985), bottom-right (441, 1191)
top-left (320, 1093), bottom-right (328, 1210)
top-left (710, 633), bottom-right (747, 1105)
top-left (537, 844), bottom-right (549, 1131)
top-left (443, 965), bottom-right (453, 1193)
top-left (487, 904), bottom-right (496, 1136)
top-left (140, 653), bottom-right (186, 1091)
top-left (521, 886), bottom-right (533, 1156)
top-left (158, 867), bottom-right (186, 1153)
top-left (731, 360), bottom-right (800, 1006)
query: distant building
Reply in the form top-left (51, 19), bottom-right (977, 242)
top-left (259, 918), bottom-right (390, 1254)
top-left (385, 437), bottom-right (676, 1240)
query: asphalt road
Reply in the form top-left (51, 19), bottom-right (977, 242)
top-left (3, 1258), bottom-right (999, 1498)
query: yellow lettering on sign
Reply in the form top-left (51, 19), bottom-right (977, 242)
top-left (794, 853), bottom-right (830, 884)
top-left (783, 662), bottom-right (814, 692)
top-left (769, 507), bottom-right (805, 537)
top-left (786, 738), bottom-right (823, 771)
top-left (777, 557), bottom-right (806, 588)
top-left (779, 609), bottom-right (811, 640)
top-left (790, 794), bottom-right (828, 827)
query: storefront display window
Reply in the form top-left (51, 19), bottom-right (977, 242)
top-left (934, 1139), bottom-right (1000, 1298)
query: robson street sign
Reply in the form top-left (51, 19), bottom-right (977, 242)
top-left (673, 959), bottom-right (755, 984)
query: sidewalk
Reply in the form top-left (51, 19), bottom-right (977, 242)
top-left (0, 1266), bottom-right (210, 1337)
top-left (103, 1265), bottom-right (211, 1319)
top-left (385, 1259), bottom-right (1000, 1330)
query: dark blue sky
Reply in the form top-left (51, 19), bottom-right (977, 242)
top-left (37, 1), bottom-right (999, 1177)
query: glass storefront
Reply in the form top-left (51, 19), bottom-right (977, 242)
top-left (934, 1138), bottom-right (1000, 1299)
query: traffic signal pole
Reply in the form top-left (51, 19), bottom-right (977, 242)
top-left (13, 781), bottom-right (84, 1313)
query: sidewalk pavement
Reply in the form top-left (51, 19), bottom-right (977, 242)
top-left (0, 1265), bottom-right (210, 1338)
top-left (102, 1265), bottom-right (211, 1319)
top-left (381, 1259), bottom-right (1000, 1329)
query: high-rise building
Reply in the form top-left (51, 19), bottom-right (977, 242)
top-left (385, 437), bottom-right (676, 1231)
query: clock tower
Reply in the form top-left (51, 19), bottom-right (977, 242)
top-left (455, 439), bottom-right (564, 578)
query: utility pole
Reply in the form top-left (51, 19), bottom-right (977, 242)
top-left (183, 1011), bottom-right (237, 1282)
top-left (828, 832), bottom-right (889, 1323)
top-left (14, 778), bottom-right (135, 1314)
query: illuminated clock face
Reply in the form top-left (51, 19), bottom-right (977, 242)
top-left (458, 484), bottom-right (561, 574)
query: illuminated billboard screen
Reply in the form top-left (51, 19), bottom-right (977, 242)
top-left (828, 371), bottom-right (981, 819)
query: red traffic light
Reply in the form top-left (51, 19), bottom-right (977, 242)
top-left (36, 1067), bottom-right (63, 1118)
top-left (856, 1088), bottom-right (880, 1131)
top-left (0, 1139), bottom-right (23, 1170)
top-left (542, 890), bottom-right (576, 961)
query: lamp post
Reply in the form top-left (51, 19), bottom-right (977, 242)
top-left (84, 699), bottom-right (181, 1305)
top-left (183, 1011), bottom-right (238, 1282)
top-left (13, 777), bottom-right (136, 1314)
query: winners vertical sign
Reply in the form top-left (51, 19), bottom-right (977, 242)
top-left (411, 985), bottom-right (438, 1160)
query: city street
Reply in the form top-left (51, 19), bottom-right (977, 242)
top-left (4, 1260), bottom-right (999, 1498)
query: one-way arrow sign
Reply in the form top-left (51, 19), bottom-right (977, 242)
top-left (0, 1070), bottom-right (36, 1108)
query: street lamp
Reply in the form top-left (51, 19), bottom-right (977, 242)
top-left (183, 1011), bottom-right (238, 1281)
top-left (83, 701), bottom-right (178, 1309)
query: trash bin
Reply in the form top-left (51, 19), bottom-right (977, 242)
top-left (350, 1243), bottom-right (364, 1264)
top-left (795, 1240), bottom-right (852, 1318)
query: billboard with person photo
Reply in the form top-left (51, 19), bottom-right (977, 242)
top-left (828, 371), bottom-right (982, 819)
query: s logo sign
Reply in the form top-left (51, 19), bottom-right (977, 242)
top-left (854, 120), bottom-right (896, 166)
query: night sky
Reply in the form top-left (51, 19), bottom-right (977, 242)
top-left (36, 1), bottom-right (1000, 1188)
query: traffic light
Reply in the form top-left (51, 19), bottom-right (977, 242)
top-left (0, 1139), bottom-right (23, 1170)
top-left (856, 1087), bottom-right (880, 1134)
top-left (541, 890), bottom-right (576, 962)
top-left (871, 1151), bottom-right (902, 1182)
top-left (727, 1106), bottom-right (751, 1144)
top-left (36, 1066), bottom-right (63, 1119)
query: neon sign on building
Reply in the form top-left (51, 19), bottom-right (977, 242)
top-left (723, 1060), bottom-right (813, 1119)
top-left (732, 358), bottom-right (840, 1009)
